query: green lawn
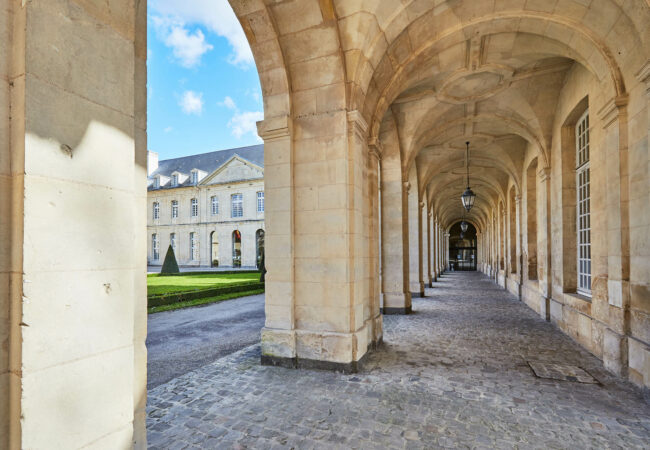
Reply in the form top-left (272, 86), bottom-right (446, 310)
top-left (147, 272), bottom-right (260, 296)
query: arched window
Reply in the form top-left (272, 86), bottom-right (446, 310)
top-left (191, 198), bottom-right (198, 217)
top-left (152, 234), bottom-right (159, 260)
top-left (576, 110), bottom-right (591, 296)
top-left (256, 229), bottom-right (265, 268)
top-left (153, 202), bottom-right (159, 220)
top-left (232, 230), bottom-right (241, 267)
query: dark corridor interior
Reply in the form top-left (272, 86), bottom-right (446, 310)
top-left (449, 221), bottom-right (477, 271)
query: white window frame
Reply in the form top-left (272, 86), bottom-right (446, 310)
top-left (170, 232), bottom-right (176, 252)
top-left (153, 177), bottom-right (159, 189)
top-left (153, 202), bottom-right (159, 220)
top-left (171, 200), bottom-right (178, 218)
top-left (211, 196), bottom-right (219, 215)
top-left (231, 193), bottom-right (243, 218)
top-left (191, 198), bottom-right (198, 217)
top-left (191, 171), bottom-right (198, 185)
top-left (257, 191), bottom-right (264, 213)
top-left (576, 110), bottom-right (591, 296)
top-left (172, 174), bottom-right (178, 187)
top-left (190, 232), bottom-right (197, 261)
top-left (152, 234), bottom-right (159, 260)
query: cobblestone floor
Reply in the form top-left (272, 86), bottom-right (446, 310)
top-left (147, 272), bottom-right (650, 449)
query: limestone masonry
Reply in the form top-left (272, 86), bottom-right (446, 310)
top-left (2, 1), bottom-right (650, 448)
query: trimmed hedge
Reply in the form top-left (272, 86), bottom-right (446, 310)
top-left (152, 270), bottom-right (260, 277)
top-left (148, 281), bottom-right (265, 308)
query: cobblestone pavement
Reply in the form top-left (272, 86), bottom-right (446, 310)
top-left (147, 272), bottom-right (650, 449)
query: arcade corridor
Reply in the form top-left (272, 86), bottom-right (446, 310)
top-left (147, 272), bottom-right (649, 448)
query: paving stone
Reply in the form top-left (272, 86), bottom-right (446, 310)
top-left (147, 272), bottom-right (650, 448)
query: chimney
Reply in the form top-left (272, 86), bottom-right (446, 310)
top-left (147, 150), bottom-right (158, 176)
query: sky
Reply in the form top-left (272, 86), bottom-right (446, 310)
top-left (147, 0), bottom-right (263, 161)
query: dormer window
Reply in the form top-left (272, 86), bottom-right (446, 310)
top-left (172, 174), bottom-right (178, 187)
top-left (191, 171), bottom-right (198, 184)
top-left (153, 177), bottom-right (159, 189)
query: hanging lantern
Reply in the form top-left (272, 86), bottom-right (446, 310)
top-left (460, 220), bottom-right (468, 232)
top-left (461, 141), bottom-right (476, 212)
top-left (460, 231), bottom-right (465, 240)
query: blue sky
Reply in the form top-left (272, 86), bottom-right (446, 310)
top-left (147, 0), bottom-right (263, 161)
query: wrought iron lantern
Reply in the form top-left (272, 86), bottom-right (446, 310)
top-left (461, 141), bottom-right (476, 212)
top-left (460, 220), bottom-right (468, 233)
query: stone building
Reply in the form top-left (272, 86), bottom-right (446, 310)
top-left (2, 1), bottom-right (650, 448)
top-left (147, 145), bottom-right (265, 268)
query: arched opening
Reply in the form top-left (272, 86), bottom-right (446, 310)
top-left (255, 229), bottom-right (265, 269)
top-left (210, 231), bottom-right (219, 267)
top-left (232, 230), bottom-right (242, 268)
top-left (449, 221), bottom-right (477, 271)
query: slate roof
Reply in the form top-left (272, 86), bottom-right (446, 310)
top-left (149, 144), bottom-right (264, 190)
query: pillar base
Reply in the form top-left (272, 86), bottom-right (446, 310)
top-left (382, 292), bottom-right (412, 314)
top-left (410, 282), bottom-right (424, 297)
top-left (604, 328), bottom-right (628, 377)
top-left (381, 306), bottom-right (412, 315)
top-left (261, 353), bottom-right (369, 374)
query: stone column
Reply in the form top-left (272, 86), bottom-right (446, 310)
top-left (426, 210), bottom-right (433, 287)
top-left (380, 142), bottom-right (411, 314)
top-left (407, 168), bottom-right (424, 297)
top-left (368, 143), bottom-right (383, 345)
top-left (3, 1), bottom-right (147, 447)
top-left (445, 232), bottom-right (451, 270)
top-left (260, 110), bottom-right (379, 372)
top-left (538, 167), bottom-right (552, 320)
top-left (597, 96), bottom-right (632, 376)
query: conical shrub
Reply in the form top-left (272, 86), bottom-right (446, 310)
top-left (160, 245), bottom-right (180, 274)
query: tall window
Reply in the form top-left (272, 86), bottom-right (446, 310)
top-left (171, 200), bottom-right (178, 218)
top-left (231, 193), bottom-right (243, 218)
top-left (191, 198), bottom-right (198, 217)
top-left (190, 232), bottom-right (197, 261)
top-left (257, 191), bottom-right (264, 212)
top-left (153, 177), bottom-right (159, 189)
top-left (170, 232), bottom-right (176, 252)
top-left (153, 202), bottom-right (159, 220)
top-left (211, 196), bottom-right (219, 215)
top-left (152, 234), bottom-right (159, 260)
top-left (172, 174), bottom-right (178, 187)
top-left (191, 171), bottom-right (198, 184)
top-left (576, 110), bottom-right (591, 295)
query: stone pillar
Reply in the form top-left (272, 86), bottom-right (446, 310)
top-left (368, 143), bottom-right (383, 345)
top-left (3, 1), bottom-right (147, 447)
top-left (597, 96), bottom-right (632, 376)
top-left (380, 142), bottom-right (411, 315)
top-left (426, 210), bottom-right (433, 287)
top-left (407, 168), bottom-right (424, 297)
top-left (260, 111), bottom-right (378, 372)
top-left (444, 232), bottom-right (451, 270)
top-left (538, 167), bottom-right (552, 320)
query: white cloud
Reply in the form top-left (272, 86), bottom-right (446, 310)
top-left (179, 91), bottom-right (204, 115)
top-left (228, 111), bottom-right (263, 140)
top-left (220, 96), bottom-right (237, 110)
top-left (150, 0), bottom-right (254, 67)
top-left (153, 16), bottom-right (213, 68)
top-left (164, 126), bottom-right (173, 133)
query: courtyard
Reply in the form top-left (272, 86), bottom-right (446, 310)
top-left (146, 272), bottom-right (650, 449)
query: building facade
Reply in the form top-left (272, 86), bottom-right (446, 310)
top-left (147, 145), bottom-right (265, 268)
